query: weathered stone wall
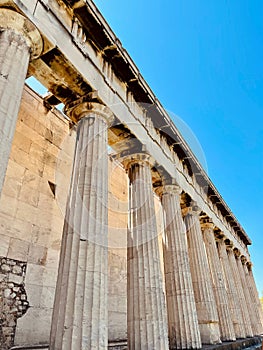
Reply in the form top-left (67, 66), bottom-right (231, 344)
top-left (0, 85), bottom-right (75, 346)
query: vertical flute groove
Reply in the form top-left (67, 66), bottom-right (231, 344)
top-left (127, 160), bottom-right (169, 350)
top-left (227, 249), bottom-right (253, 338)
top-left (217, 240), bottom-right (245, 339)
top-left (202, 226), bottom-right (235, 341)
top-left (50, 108), bottom-right (111, 350)
top-left (184, 208), bottom-right (220, 345)
top-left (159, 187), bottom-right (201, 349)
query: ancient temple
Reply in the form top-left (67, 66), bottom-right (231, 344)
top-left (0, 1), bottom-right (262, 349)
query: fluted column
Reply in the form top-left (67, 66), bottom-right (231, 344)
top-left (236, 254), bottom-right (257, 335)
top-left (50, 98), bottom-right (114, 350)
top-left (242, 259), bottom-right (262, 335)
top-left (246, 263), bottom-right (263, 334)
top-left (183, 205), bottom-right (221, 345)
top-left (201, 221), bottom-right (235, 341)
top-left (156, 185), bottom-right (201, 349)
top-left (217, 239), bottom-right (246, 339)
top-left (0, 9), bottom-right (42, 195)
top-left (234, 252), bottom-right (254, 337)
top-left (227, 247), bottom-right (253, 337)
top-left (125, 153), bottom-right (169, 350)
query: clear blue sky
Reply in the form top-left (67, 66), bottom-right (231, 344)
top-left (94, 0), bottom-right (263, 293)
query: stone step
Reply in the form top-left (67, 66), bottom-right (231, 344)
top-left (202, 336), bottom-right (262, 350)
top-left (9, 336), bottom-right (262, 350)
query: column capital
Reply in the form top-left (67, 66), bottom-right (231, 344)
top-left (241, 255), bottom-right (247, 265)
top-left (64, 94), bottom-right (115, 124)
top-left (233, 248), bottom-right (241, 258)
top-left (247, 261), bottom-right (253, 270)
top-left (182, 202), bottom-right (201, 218)
top-left (155, 184), bottom-right (181, 198)
top-left (0, 8), bottom-right (43, 59)
top-left (214, 229), bottom-right (226, 241)
top-left (225, 239), bottom-right (234, 251)
top-left (116, 150), bottom-right (156, 171)
top-left (246, 261), bottom-right (253, 270)
top-left (200, 217), bottom-right (215, 231)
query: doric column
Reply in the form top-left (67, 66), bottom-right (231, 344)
top-left (0, 9), bottom-right (42, 195)
top-left (201, 221), bottom-right (235, 341)
top-left (124, 153), bottom-right (169, 350)
top-left (50, 98), bottom-right (114, 350)
top-left (246, 262), bottom-right (263, 334)
top-left (236, 254), bottom-right (258, 335)
top-left (234, 252), bottom-right (254, 337)
top-left (242, 259), bottom-right (263, 335)
top-left (156, 184), bottom-right (201, 349)
top-left (217, 238), bottom-right (246, 339)
top-left (183, 205), bottom-right (221, 345)
top-left (227, 246), bottom-right (253, 337)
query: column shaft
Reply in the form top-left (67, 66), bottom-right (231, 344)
top-left (184, 208), bottom-right (221, 344)
top-left (246, 264), bottom-right (263, 334)
top-left (0, 9), bottom-right (42, 195)
top-left (159, 186), bottom-right (201, 349)
top-left (202, 226), bottom-right (235, 341)
top-left (127, 159), bottom-right (169, 350)
top-left (217, 240), bottom-right (246, 338)
top-left (236, 257), bottom-right (257, 335)
top-left (50, 104), bottom-right (112, 350)
top-left (227, 249), bottom-right (253, 337)
top-left (243, 263), bottom-right (263, 335)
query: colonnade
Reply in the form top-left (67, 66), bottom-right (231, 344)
top-left (47, 94), bottom-right (263, 349)
top-left (0, 8), bottom-right (262, 350)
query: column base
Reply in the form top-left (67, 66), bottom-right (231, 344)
top-left (199, 323), bottom-right (221, 345)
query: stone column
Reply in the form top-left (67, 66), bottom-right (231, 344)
top-left (183, 205), bottom-right (221, 344)
top-left (124, 153), bottom-right (169, 350)
top-left (50, 98), bottom-right (114, 350)
top-left (217, 238), bottom-right (246, 339)
top-left (235, 252), bottom-right (254, 337)
top-left (156, 184), bottom-right (201, 349)
top-left (0, 9), bottom-right (42, 195)
top-left (227, 247), bottom-right (253, 337)
top-left (201, 221), bottom-right (236, 341)
top-left (236, 254), bottom-right (258, 336)
top-left (242, 259), bottom-right (263, 335)
top-left (246, 263), bottom-right (263, 334)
